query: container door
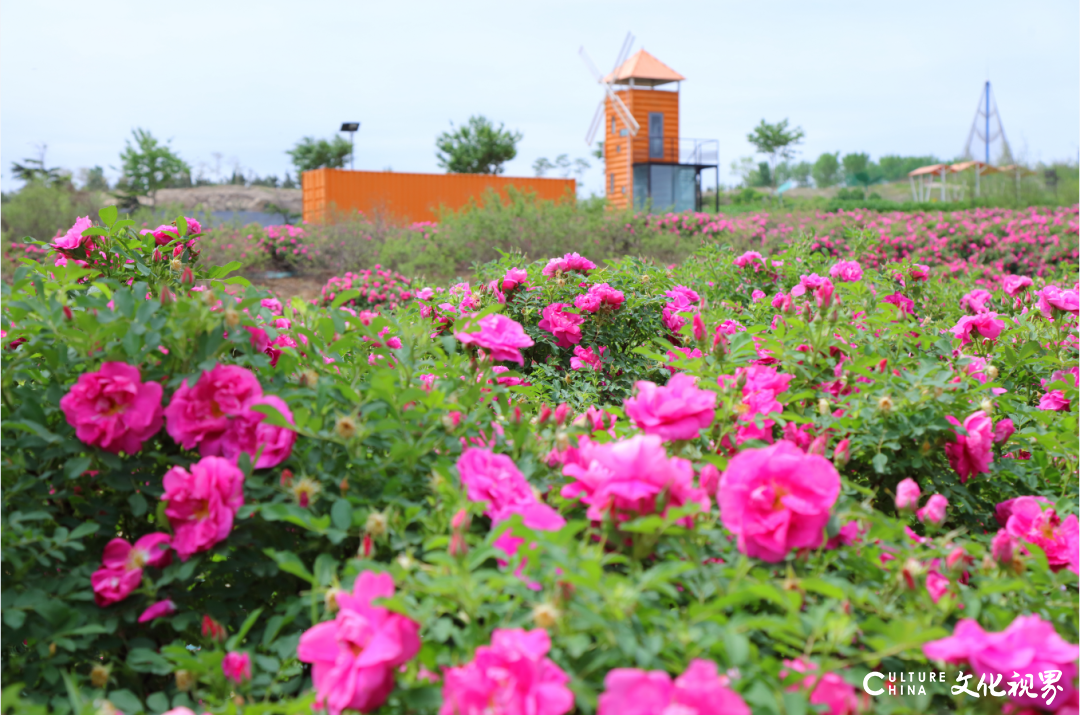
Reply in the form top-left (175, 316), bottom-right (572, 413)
top-left (674, 166), bottom-right (697, 212)
top-left (633, 165), bottom-right (649, 210)
top-left (651, 164), bottom-right (674, 210)
top-left (649, 113), bottom-right (664, 159)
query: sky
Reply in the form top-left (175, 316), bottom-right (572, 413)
top-left (2, 0), bottom-right (1078, 195)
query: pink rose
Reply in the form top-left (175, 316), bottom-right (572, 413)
top-left (537, 303), bottom-right (584, 348)
top-left (894, 478), bottom-right (921, 511)
top-left (501, 267), bottom-right (528, 291)
top-left (456, 447), bottom-right (536, 518)
top-left (990, 529), bottom-right (1016, 564)
top-left (624, 373), bottom-right (716, 441)
top-left (717, 441), bottom-right (840, 562)
top-left (1002, 496), bottom-right (1078, 572)
top-left (440, 629), bottom-right (573, 715)
top-left (222, 651), bottom-right (252, 684)
top-left (781, 659), bottom-right (864, 715)
top-left (52, 216), bottom-right (95, 252)
top-left (950, 313), bottom-right (1006, 345)
top-left (102, 532), bottom-right (172, 571)
top-left (944, 410), bottom-right (993, 482)
top-left (138, 599), bottom-right (177, 623)
top-left (561, 435), bottom-right (709, 526)
top-left (1002, 275), bottom-right (1033, 296)
top-left (92, 532), bottom-right (172, 607)
top-left (993, 418), bottom-right (1015, 444)
top-left (151, 224), bottom-right (179, 246)
top-left (1037, 284), bottom-right (1080, 318)
top-left (60, 362), bottom-right (164, 454)
top-left (574, 283), bottom-right (624, 312)
top-left (829, 260), bottom-right (863, 282)
top-left (751, 289), bottom-right (766, 303)
top-left (924, 615), bottom-right (1079, 709)
top-left (909, 264), bottom-right (930, 282)
top-left (597, 659), bottom-right (750, 715)
top-left (733, 251), bottom-right (763, 269)
top-left (162, 456), bottom-right (245, 561)
top-left (260, 297), bottom-right (283, 314)
top-left (91, 566), bottom-right (143, 607)
top-left (917, 494), bottom-right (948, 525)
top-left (570, 345), bottom-right (605, 371)
top-left (542, 252), bottom-right (596, 276)
top-left (961, 289), bottom-right (993, 314)
top-left (455, 447), bottom-right (565, 562)
top-left (925, 570), bottom-right (950, 603)
top-left (1040, 390), bottom-right (1071, 411)
top-left (882, 293), bottom-right (914, 315)
top-left (454, 314), bottom-right (535, 365)
top-left (164, 364), bottom-right (263, 451)
top-left (699, 464), bottom-right (720, 498)
top-left (215, 394), bottom-right (297, 469)
top-left (184, 217), bottom-right (202, 235)
top-left (298, 571), bottom-right (420, 715)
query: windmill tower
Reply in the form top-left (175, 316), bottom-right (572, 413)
top-left (580, 36), bottom-right (718, 212)
top-left (964, 81), bottom-right (1011, 165)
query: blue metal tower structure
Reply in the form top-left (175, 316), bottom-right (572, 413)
top-left (964, 81), bottom-right (1011, 164)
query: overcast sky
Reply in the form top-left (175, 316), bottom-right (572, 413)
top-left (2, 0), bottom-right (1077, 195)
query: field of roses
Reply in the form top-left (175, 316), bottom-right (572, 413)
top-left (1, 204), bottom-right (1078, 715)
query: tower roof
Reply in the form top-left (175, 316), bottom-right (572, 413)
top-left (604, 49), bottom-right (685, 87)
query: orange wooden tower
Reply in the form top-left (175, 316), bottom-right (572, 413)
top-left (583, 43), bottom-right (718, 212)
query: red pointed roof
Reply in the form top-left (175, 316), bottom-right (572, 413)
top-left (604, 49), bottom-right (685, 87)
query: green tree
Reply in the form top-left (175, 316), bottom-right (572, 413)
top-left (287, 136), bottom-right (354, 174)
top-left (791, 161), bottom-right (812, 187)
top-left (436, 115), bottom-right (522, 175)
top-left (78, 166), bottom-right (109, 192)
top-left (753, 161), bottom-right (772, 188)
top-left (812, 152), bottom-right (842, 188)
top-left (746, 118), bottom-right (805, 187)
top-left (878, 155), bottom-right (940, 182)
top-left (10, 145), bottom-right (67, 188)
top-left (842, 152), bottom-right (882, 190)
top-left (117, 128), bottom-right (191, 207)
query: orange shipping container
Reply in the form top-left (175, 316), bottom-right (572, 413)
top-left (302, 168), bottom-right (576, 224)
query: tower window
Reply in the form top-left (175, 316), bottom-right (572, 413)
top-left (611, 117), bottom-right (616, 135)
top-left (610, 173), bottom-right (615, 194)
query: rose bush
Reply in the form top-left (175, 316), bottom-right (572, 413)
top-left (1, 205), bottom-right (1077, 715)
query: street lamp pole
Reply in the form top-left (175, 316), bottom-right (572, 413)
top-left (340, 122), bottom-right (360, 170)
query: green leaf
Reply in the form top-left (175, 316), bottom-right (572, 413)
top-left (250, 401), bottom-right (296, 430)
top-left (207, 261), bottom-right (242, 279)
top-left (3, 609), bottom-right (26, 629)
top-left (176, 216), bottom-right (189, 237)
top-left (98, 206), bottom-right (119, 226)
top-left (146, 692), bottom-right (170, 714)
top-left (108, 689), bottom-right (145, 714)
top-left (126, 648), bottom-right (172, 675)
top-left (262, 548), bottom-right (313, 583)
top-left (723, 630), bottom-right (750, 666)
top-left (64, 456), bottom-right (92, 480)
top-left (871, 452), bottom-right (888, 473)
top-left (225, 607), bottom-right (264, 651)
top-left (330, 289), bottom-right (360, 309)
top-left (128, 493), bottom-right (149, 518)
top-left (331, 499), bottom-right (352, 531)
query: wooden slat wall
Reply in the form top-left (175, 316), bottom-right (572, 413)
top-left (603, 88), bottom-right (680, 210)
top-left (302, 169), bottom-right (576, 224)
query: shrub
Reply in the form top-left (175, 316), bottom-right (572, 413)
top-left (2, 205), bottom-right (1077, 715)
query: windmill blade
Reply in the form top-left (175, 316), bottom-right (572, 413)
top-left (606, 86), bottom-right (640, 135)
top-left (612, 32), bottom-right (635, 75)
top-left (579, 47), bottom-right (604, 83)
top-left (585, 101), bottom-right (604, 146)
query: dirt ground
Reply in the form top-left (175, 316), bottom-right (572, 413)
top-left (249, 274), bottom-right (330, 304)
